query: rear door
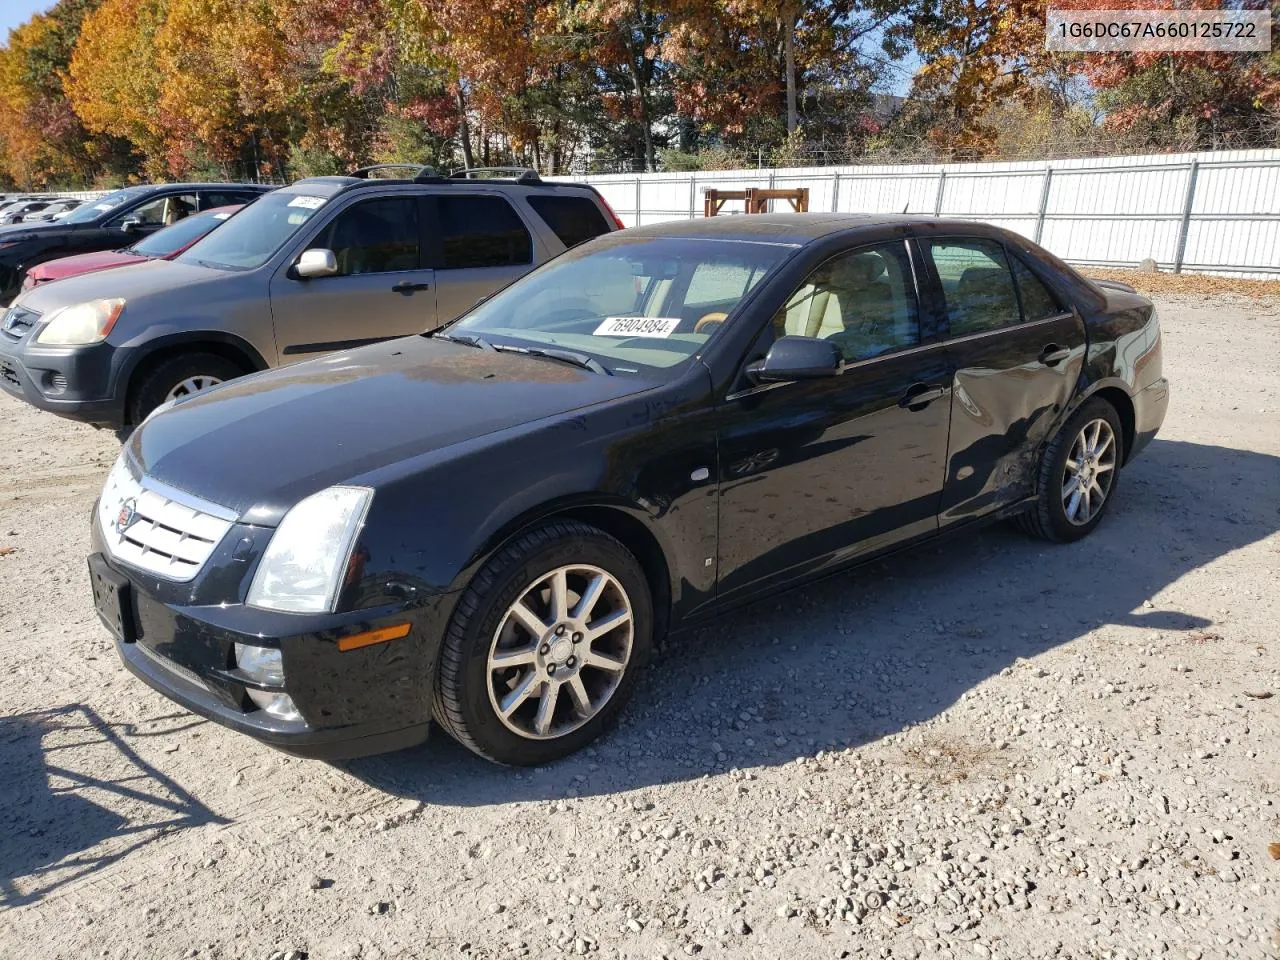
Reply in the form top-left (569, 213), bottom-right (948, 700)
top-left (267, 192), bottom-right (437, 361)
top-left (921, 236), bottom-right (1086, 526)
top-left (425, 193), bottom-right (538, 325)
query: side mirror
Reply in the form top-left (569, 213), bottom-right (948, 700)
top-left (746, 335), bottom-right (842, 383)
top-left (120, 216), bottom-right (143, 234)
top-left (295, 248), bottom-right (338, 279)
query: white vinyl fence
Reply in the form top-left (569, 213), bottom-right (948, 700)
top-left (559, 149), bottom-right (1280, 279)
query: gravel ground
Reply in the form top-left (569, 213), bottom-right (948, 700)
top-left (1, 293), bottom-right (1278, 960)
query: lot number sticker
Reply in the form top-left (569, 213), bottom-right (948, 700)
top-left (288, 195), bottom-right (326, 209)
top-left (594, 316), bottom-right (682, 338)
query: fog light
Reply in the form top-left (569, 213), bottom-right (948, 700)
top-left (246, 688), bottom-right (302, 722)
top-left (234, 642), bottom-right (284, 685)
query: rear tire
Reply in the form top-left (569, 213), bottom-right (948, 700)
top-left (127, 352), bottom-right (244, 425)
top-left (1019, 397), bottom-right (1124, 543)
top-left (433, 521), bottom-right (652, 765)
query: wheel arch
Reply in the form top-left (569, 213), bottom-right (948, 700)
top-left (467, 498), bottom-right (675, 641)
top-left (1072, 380), bottom-right (1136, 465)
top-left (120, 332), bottom-right (269, 424)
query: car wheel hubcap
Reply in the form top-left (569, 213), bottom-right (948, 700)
top-left (487, 563), bottom-right (634, 740)
top-left (165, 375), bottom-right (222, 401)
top-left (1062, 418), bottom-right (1116, 525)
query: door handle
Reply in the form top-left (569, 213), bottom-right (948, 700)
top-left (898, 383), bottom-right (948, 410)
top-left (392, 281), bottom-right (431, 295)
top-left (1039, 344), bottom-right (1071, 366)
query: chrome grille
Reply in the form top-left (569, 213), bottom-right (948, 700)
top-left (1, 306), bottom-right (39, 341)
top-left (97, 457), bottom-right (236, 581)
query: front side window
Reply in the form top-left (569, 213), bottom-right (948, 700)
top-left (449, 235), bottom-right (791, 377)
top-left (314, 197), bottom-right (420, 276)
top-left (773, 243), bottom-right (920, 362)
top-left (178, 190), bottom-right (331, 270)
top-left (436, 195), bottom-right (533, 269)
top-left (928, 238), bottom-right (1021, 337)
top-left (123, 193), bottom-right (198, 228)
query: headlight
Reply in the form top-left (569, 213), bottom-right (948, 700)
top-left (246, 485), bottom-right (372, 613)
top-left (35, 298), bottom-right (126, 345)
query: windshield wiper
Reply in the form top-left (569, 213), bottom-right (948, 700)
top-left (494, 344), bottom-right (611, 376)
top-left (432, 331), bottom-right (495, 351)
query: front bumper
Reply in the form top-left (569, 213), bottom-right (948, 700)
top-left (90, 525), bottom-right (456, 760)
top-left (0, 334), bottom-right (125, 426)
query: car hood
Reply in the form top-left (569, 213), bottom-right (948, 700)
top-left (128, 336), bottom-right (661, 524)
top-left (16, 258), bottom-right (227, 312)
top-left (0, 221), bottom-right (70, 239)
top-left (28, 249), bottom-right (144, 281)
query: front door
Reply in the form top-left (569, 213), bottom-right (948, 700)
top-left (920, 237), bottom-right (1087, 525)
top-left (716, 240), bottom-right (954, 602)
top-left (426, 193), bottom-right (538, 326)
top-left (268, 194), bottom-right (436, 361)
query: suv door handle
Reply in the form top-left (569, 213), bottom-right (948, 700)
top-left (1039, 344), bottom-right (1071, 366)
top-left (898, 383), bottom-right (948, 410)
top-left (392, 281), bottom-right (431, 295)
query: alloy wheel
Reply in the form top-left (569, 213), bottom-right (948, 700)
top-left (486, 563), bottom-right (634, 740)
top-left (165, 375), bottom-right (223, 402)
top-left (1062, 417), bottom-right (1117, 525)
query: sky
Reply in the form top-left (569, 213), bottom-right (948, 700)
top-left (2, 1), bottom-right (52, 39)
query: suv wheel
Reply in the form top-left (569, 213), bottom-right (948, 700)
top-left (1020, 397), bottom-right (1124, 543)
top-left (128, 352), bottom-right (244, 424)
top-left (433, 521), bottom-right (652, 765)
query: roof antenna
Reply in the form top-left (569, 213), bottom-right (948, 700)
top-left (902, 203), bottom-right (909, 214)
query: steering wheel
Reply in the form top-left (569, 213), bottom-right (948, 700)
top-left (694, 311), bottom-right (728, 334)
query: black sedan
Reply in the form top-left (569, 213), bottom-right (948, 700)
top-left (89, 214), bottom-right (1168, 764)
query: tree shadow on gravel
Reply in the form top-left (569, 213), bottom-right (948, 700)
top-left (345, 438), bottom-right (1279, 806)
top-left (0, 705), bottom-right (225, 906)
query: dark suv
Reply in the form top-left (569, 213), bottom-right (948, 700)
top-left (0, 182), bottom-right (273, 305)
top-left (0, 166), bottom-right (623, 428)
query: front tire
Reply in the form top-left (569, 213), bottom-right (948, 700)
top-left (433, 521), bottom-right (653, 765)
top-left (1020, 397), bottom-right (1124, 543)
top-left (127, 352), bottom-right (244, 425)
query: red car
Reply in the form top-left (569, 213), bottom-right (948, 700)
top-left (21, 205), bottom-right (243, 292)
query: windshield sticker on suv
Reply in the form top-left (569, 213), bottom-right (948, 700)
top-left (93, 203), bottom-right (114, 211)
top-left (594, 316), bottom-right (682, 338)
top-left (288, 195), bottom-right (326, 209)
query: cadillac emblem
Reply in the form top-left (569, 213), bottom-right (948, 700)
top-left (114, 497), bottom-right (138, 536)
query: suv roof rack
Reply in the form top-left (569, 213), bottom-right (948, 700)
top-left (449, 166), bottom-right (542, 185)
top-left (349, 163), bottom-right (445, 183)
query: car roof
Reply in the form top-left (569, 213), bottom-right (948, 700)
top-left (616, 212), bottom-right (1005, 245)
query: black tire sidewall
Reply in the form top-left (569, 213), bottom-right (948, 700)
top-left (1042, 399), bottom-right (1124, 542)
top-left (450, 529), bottom-right (652, 766)
top-left (129, 353), bottom-right (243, 425)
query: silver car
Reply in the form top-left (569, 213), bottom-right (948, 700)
top-left (0, 166), bottom-right (622, 427)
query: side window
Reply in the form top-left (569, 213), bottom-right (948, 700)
top-left (525, 194), bottom-right (611, 249)
top-left (203, 190), bottom-right (260, 209)
top-left (125, 193), bottom-right (199, 228)
top-left (316, 197), bottom-right (419, 276)
top-left (685, 261), bottom-right (763, 307)
top-left (928, 239), bottom-right (1020, 337)
top-left (772, 243), bottom-right (920, 363)
top-left (436, 195), bottom-right (533, 269)
top-left (1011, 255), bottom-right (1064, 322)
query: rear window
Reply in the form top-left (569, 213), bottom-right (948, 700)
top-left (526, 194), bottom-right (611, 249)
top-left (436, 195), bottom-right (533, 269)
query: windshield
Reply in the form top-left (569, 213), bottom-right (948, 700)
top-left (129, 208), bottom-right (233, 258)
top-left (449, 235), bottom-right (793, 377)
top-left (61, 186), bottom-right (151, 224)
top-left (178, 191), bottom-right (327, 270)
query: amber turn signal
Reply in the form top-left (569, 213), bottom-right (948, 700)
top-left (336, 622), bottom-right (411, 652)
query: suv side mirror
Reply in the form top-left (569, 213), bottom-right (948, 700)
top-left (295, 248), bottom-right (338, 279)
top-left (746, 335), bottom-right (842, 383)
top-left (119, 216), bottom-right (143, 234)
